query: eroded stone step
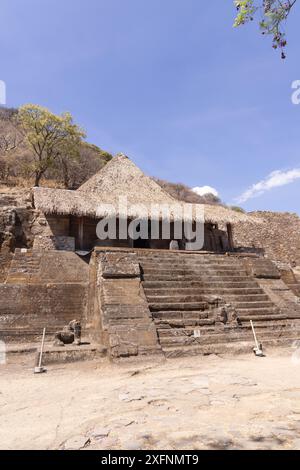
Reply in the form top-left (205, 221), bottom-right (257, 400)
top-left (146, 294), bottom-right (270, 303)
top-left (158, 321), bottom-right (300, 336)
top-left (140, 262), bottom-right (243, 270)
top-left (146, 291), bottom-right (270, 305)
top-left (238, 314), bottom-right (298, 322)
top-left (152, 311), bottom-right (210, 320)
top-left (142, 268), bottom-right (248, 276)
top-left (143, 275), bottom-right (253, 282)
top-left (235, 301), bottom-right (274, 309)
top-left (149, 302), bottom-right (210, 311)
top-left (144, 287), bottom-right (265, 296)
top-left (156, 319), bottom-right (215, 328)
top-left (235, 307), bottom-right (280, 316)
top-left (138, 254), bottom-right (236, 261)
top-left (143, 281), bottom-right (260, 289)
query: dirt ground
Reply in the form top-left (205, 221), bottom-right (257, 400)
top-left (1, 348), bottom-right (300, 450)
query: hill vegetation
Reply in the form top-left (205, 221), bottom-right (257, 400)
top-left (154, 178), bottom-right (221, 205)
top-left (0, 107), bottom-right (112, 189)
top-left (0, 105), bottom-right (222, 205)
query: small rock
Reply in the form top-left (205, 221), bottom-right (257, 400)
top-left (119, 392), bottom-right (145, 402)
top-left (89, 427), bottom-right (110, 440)
top-left (62, 436), bottom-right (91, 450)
top-left (109, 418), bottom-right (135, 428)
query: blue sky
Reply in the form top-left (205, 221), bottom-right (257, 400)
top-left (1, 0), bottom-right (300, 213)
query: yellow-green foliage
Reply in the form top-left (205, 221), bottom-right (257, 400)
top-left (18, 104), bottom-right (86, 186)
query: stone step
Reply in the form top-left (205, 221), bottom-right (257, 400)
top-left (138, 254), bottom-right (233, 261)
top-left (235, 301), bottom-right (274, 310)
top-left (144, 287), bottom-right (265, 296)
top-left (152, 311), bottom-right (210, 320)
top-left (238, 314), bottom-right (300, 322)
top-left (235, 307), bottom-right (280, 316)
top-left (146, 294), bottom-right (270, 304)
top-left (140, 262), bottom-right (243, 270)
top-left (155, 316), bottom-right (300, 330)
top-left (158, 320), bottom-right (300, 336)
top-left (143, 280), bottom-right (260, 289)
top-left (156, 319), bottom-right (216, 328)
top-left (143, 274), bottom-right (252, 282)
top-left (149, 302), bottom-right (210, 312)
top-left (142, 268), bottom-right (248, 276)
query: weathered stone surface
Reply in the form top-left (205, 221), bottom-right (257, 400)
top-left (0, 190), bottom-right (35, 253)
top-left (233, 211), bottom-right (300, 265)
top-left (0, 283), bottom-right (88, 342)
top-left (99, 252), bottom-right (140, 278)
top-left (6, 249), bottom-right (89, 284)
top-left (95, 250), bottom-right (162, 359)
top-left (242, 257), bottom-right (281, 279)
top-left (101, 279), bottom-right (146, 306)
top-left (33, 235), bottom-right (75, 252)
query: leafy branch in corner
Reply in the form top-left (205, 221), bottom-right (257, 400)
top-left (233, 1), bottom-right (297, 58)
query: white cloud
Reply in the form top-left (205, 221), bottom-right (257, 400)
top-left (236, 168), bottom-right (300, 204)
top-left (193, 186), bottom-right (219, 197)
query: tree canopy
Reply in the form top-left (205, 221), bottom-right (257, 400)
top-left (17, 104), bottom-right (86, 186)
top-left (234, 1), bottom-right (297, 58)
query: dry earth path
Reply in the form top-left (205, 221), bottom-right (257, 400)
top-left (1, 349), bottom-right (300, 450)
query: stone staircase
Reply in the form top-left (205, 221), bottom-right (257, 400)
top-left (138, 251), bottom-right (300, 357)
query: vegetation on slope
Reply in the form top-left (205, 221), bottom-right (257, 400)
top-left (0, 105), bottom-right (221, 205)
top-left (0, 106), bottom-right (113, 189)
top-left (154, 178), bottom-right (221, 205)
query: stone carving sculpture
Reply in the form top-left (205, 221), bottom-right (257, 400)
top-left (54, 320), bottom-right (82, 347)
top-left (205, 296), bottom-right (241, 326)
top-left (217, 304), bottom-right (241, 326)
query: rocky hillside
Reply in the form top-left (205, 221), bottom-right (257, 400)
top-left (154, 178), bottom-right (221, 205)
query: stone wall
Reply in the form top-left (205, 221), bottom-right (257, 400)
top-left (6, 249), bottom-right (89, 284)
top-left (233, 212), bottom-right (300, 266)
top-left (33, 236), bottom-right (75, 252)
top-left (0, 284), bottom-right (88, 342)
top-left (0, 250), bottom-right (89, 342)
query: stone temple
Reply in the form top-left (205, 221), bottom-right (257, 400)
top-left (1, 153), bottom-right (300, 359)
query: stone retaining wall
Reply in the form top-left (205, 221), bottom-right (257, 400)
top-left (233, 212), bottom-right (300, 266)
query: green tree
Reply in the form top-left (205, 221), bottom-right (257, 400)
top-left (17, 104), bottom-right (86, 186)
top-left (234, 1), bottom-right (297, 58)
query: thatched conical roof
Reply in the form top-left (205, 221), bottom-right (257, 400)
top-left (33, 154), bottom-right (261, 225)
top-left (78, 153), bottom-right (176, 205)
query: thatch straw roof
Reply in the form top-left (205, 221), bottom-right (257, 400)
top-left (33, 154), bottom-right (261, 225)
